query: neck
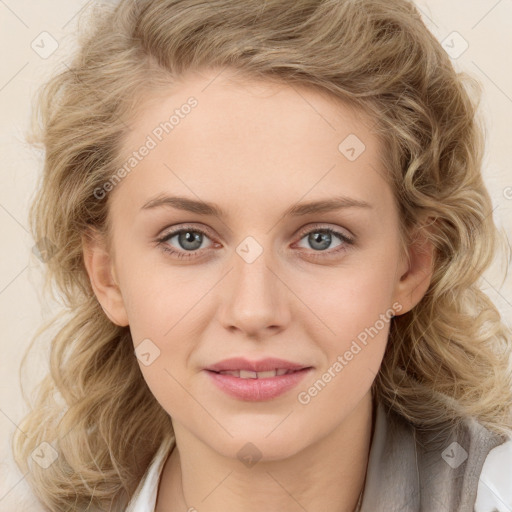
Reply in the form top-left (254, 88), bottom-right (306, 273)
top-left (156, 391), bottom-right (374, 512)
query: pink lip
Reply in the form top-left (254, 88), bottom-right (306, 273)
top-left (206, 368), bottom-right (312, 401)
top-left (204, 357), bottom-right (313, 401)
top-left (205, 357), bottom-right (309, 373)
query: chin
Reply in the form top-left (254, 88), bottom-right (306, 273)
top-left (204, 422), bottom-right (313, 463)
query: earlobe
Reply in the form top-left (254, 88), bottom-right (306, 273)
top-left (392, 222), bottom-right (435, 316)
top-left (81, 227), bottom-right (129, 327)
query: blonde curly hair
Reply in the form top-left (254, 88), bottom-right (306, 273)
top-left (12, 0), bottom-right (512, 510)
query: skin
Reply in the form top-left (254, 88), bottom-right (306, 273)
top-left (83, 68), bottom-right (433, 512)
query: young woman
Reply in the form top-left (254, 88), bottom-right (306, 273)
top-left (13, 0), bottom-right (512, 511)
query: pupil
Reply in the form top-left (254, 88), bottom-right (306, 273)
top-left (310, 231), bottom-right (330, 251)
top-left (180, 231), bottom-right (202, 250)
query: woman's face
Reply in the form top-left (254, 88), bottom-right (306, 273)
top-left (85, 68), bottom-right (431, 460)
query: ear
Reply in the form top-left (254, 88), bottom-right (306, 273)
top-left (392, 220), bottom-right (435, 316)
top-left (82, 227), bottom-right (129, 326)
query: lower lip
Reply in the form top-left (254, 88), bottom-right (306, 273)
top-left (205, 368), bottom-right (312, 401)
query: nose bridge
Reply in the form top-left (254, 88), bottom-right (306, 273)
top-left (219, 236), bottom-right (289, 335)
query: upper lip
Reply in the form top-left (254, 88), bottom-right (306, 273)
top-left (205, 357), bottom-right (311, 373)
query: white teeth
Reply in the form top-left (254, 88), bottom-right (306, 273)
top-left (257, 370), bottom-right (277, 378)
top-left (239, 370), bottom-right (258, 379)
top-left (217, 369), bottom-right (298, 378)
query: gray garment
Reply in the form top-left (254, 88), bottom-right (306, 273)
top-left (359, 399), bottom-right (507, 512)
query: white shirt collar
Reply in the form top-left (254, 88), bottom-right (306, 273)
top-left (125, 435), bottom-right (175, 512)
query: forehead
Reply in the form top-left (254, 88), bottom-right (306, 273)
top-left (123, 68), bottom-right (378, 151)
top-left (113, 69), bottom-right (392, 219)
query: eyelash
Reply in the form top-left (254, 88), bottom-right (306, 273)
top-left (156, 224), bottom-right (355, 261)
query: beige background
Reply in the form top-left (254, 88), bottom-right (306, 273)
top-left (1, 1), bottom-right (511, 509)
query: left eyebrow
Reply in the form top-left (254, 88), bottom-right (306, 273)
top-left (140, 194), bottom-right (372, 218)
top-left (284, 195), bottom-right (372, 216)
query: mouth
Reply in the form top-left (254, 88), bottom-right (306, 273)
top-left (207, 368), bottom-right (310, 379)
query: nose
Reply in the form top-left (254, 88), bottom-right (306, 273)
top-left (217, 247), bottom-right (291, 338)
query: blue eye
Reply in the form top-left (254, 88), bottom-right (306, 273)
top-left (157, 227), bottom-right (213, 259)
top-left (156, 225), bottom-right (355, 260)
top-left (295, 227), bottom-right (354, 253)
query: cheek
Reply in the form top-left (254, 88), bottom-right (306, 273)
top-left (124, 279), bottom-right (194, 420)
top-left (298, 256), bottom-right (398, 343)
top-left (293, 263), bottom-right (396, 422)
top-left (115, 260), bottom-right (206, 412)
top-left (115, 244), bottom-right (194, 341)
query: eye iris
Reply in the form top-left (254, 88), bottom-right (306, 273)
top-left (309, 231), bottom-right (331, 251)
top-left (179, 231), bottom-right (203, 250)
